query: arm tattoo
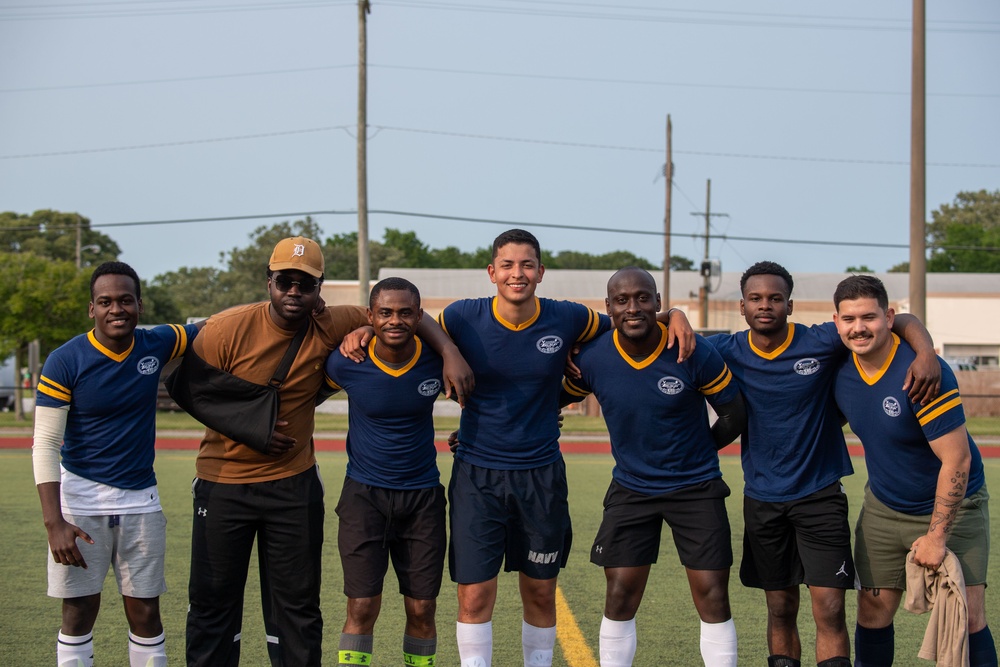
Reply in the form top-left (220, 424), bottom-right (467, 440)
top-left (929, 469), bottom-right (966, 534)
top-left (947, 470), bottom-right (968, 499)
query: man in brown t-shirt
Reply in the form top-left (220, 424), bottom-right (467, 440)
top-left (185, 237), bottom-right (472, 667)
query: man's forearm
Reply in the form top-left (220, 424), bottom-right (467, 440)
top-left (927, 463), bottom-right (969, 541)
top-left (37, 482), bottom-right (65, 528)
top-left (416, 316), bottom-right (458, 355)
top-left (710, 393), bottom-right (746, 450)
top-left (893, 313), bottom-right (934, 355)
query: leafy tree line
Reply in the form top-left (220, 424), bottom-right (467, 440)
top-left (885, 189), bottom-right (1000, 273)
top-left (1, 211), bottom-right (120, 366)
top-left (0, 212), bottom-right (687, 360)
top-left (4, 189), bottom-right (997, 361)
top-left (152, 219), bottom-right (695, 318)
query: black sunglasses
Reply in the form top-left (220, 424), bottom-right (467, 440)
top-left (273, 275), bottom-right (319, 294)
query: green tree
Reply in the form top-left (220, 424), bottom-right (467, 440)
top-left (926, 190), bottom-right (1000, 272)
top-left (669, 255), bottom-right (696, 271)
top-left (0, 210), bottom-right (123, 419)
top-left (381, 229), bottom-right (433, 267)
top-left (0, 253), bottom-right (91, 360)
top-left (323, 231), bottom-right (361, 279)
top-left (0, 253), bottom-right (92, 418)
top-left (845, 265), bottom-right (875, 273)
top-left (546, 250), bottom-right (658, 270)
top-left (888, 261), bottom-right (909, 273)
top-left (139, 282), bottom-right (184, 325)
top-left (144, 267), bottom-right (226, 320)
top-left (0, 210), bottom-right (120, 268)
top-left (222, 218), bottom-right (325, 305)
top-left (153, 218), bottom-right (324, 315)
top-left (429, 245), bottom-right (481, 268)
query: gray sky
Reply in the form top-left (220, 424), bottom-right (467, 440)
top-left (2, 0), bottom-right (998, 282)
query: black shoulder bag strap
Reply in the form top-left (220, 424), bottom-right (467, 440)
top-left (269, 321), bottom-right (310, 389)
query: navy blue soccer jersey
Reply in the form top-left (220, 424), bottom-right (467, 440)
top-left (834, 334), bottom-right (984, 515)
top-left (438, 296), bottom-right (609, 469)
top-left (324, 336), bottom-right (443, 489)
top-left (563, 326), bottom-right (738, 495)
top-left (36, 324), bottom-right (199, 489)
top-left (707, 322), bottom-right (853, 502)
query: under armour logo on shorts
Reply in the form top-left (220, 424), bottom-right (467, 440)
top-left (197, 507), bottom-right (208, 517)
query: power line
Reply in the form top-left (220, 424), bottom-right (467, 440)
top-left (376, 0), bottom-right (1000, 34)
top-left (0, 65), bottom-right (356, 94)
top-left (369, 64), bottom-right (999, 100)
top-left (0, 126), bottom-right (352, 159)
top-left (370, 125), bottom-right (1000, 168)
top-left (5, 61), bottom-right (995, 99)
top-left (8, 0), bottom-right (997, 28)
top-left (0, 0), bottom-right (352, 21)
top-left (7, 209), bottom-right (1000, 253)
top-left (4, 0), bottom-right (997, 34)
top-left (487, 0), bottom-right (1000, 27)
top-left (3, 123), bottom-right (997, 168)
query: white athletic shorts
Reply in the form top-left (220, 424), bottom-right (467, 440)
top-left (47, 511), bottom-right (167, 599)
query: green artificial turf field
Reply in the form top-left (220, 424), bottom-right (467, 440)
top-left (2, 451), bottom-right (998, 665)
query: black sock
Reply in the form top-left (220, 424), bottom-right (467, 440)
top-left (768, 656), bottom-right (800, 667)
top-left (855, 623), bottom-right (894, 667)
top-left (970, 626), bottom-right (998, 667)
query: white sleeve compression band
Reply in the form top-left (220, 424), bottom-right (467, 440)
top-left (32, 405), bottom-right (68, 485)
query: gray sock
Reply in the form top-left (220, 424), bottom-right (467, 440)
top-left (403, 634), bottom-right (436, 666)
top-left (338, 633), bottom-right (373, 666)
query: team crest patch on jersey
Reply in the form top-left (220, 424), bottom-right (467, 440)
top-left (137, 356), bottom-right (160, 375)
top-left (418, 379), bottom-right (441, 396)
top-left (536, 336), bottom-right (563, 354)
top-left (793, 358), bottom-right (821, 375)
top-left (882, 396), bottom-right (902, 417)
top-left (657, 376), bottom-right (684, 395)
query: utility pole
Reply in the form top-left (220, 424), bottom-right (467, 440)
top-left (909, 0), bottom-right (927, 321)
top-left (356, 0), bottom-right (371, 306)
top-left (700, 180), bottom-right (711, 328)
top-left (662, 115), bottom-right (672, 307)
top-left (75, 217), bottom-right (82, 269)
top-left (690, 179), bottom-right (728, 329)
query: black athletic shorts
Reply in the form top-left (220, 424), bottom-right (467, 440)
top-left (590, 478), bottom-right (732, 570)
top-left (740, 480), bottom-right (855, 590)
top-left (335, 477), bottom-right (447, 600)
top-left (448, 458), bottom-right (572, 584)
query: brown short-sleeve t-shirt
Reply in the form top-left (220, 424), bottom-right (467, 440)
top-left (193, 302), bottom-right (368, 483)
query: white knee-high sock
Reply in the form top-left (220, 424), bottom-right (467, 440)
top-left (57, 631), bottom-right (94, 667)
top-left (457, 620), bottom-right (492, 667)
top-left (128, 630), bottom-right (167, 667)
top-left (522, 620), bottom-right (556, 666)
top-left (599, 616), bottom-right (637, 667)
top-left (699, 618), bottom-right (737, 667)
top-left (601, 616), bottom-right (636, 667)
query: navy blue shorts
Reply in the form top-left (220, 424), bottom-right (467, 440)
top-left (448, 458), bottom-right (572, 583)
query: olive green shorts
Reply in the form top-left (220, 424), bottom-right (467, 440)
top-left (854, 483), bottom-right (990, 589)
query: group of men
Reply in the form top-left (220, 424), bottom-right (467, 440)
top-left (32, 230), bottom-right (996, 667)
